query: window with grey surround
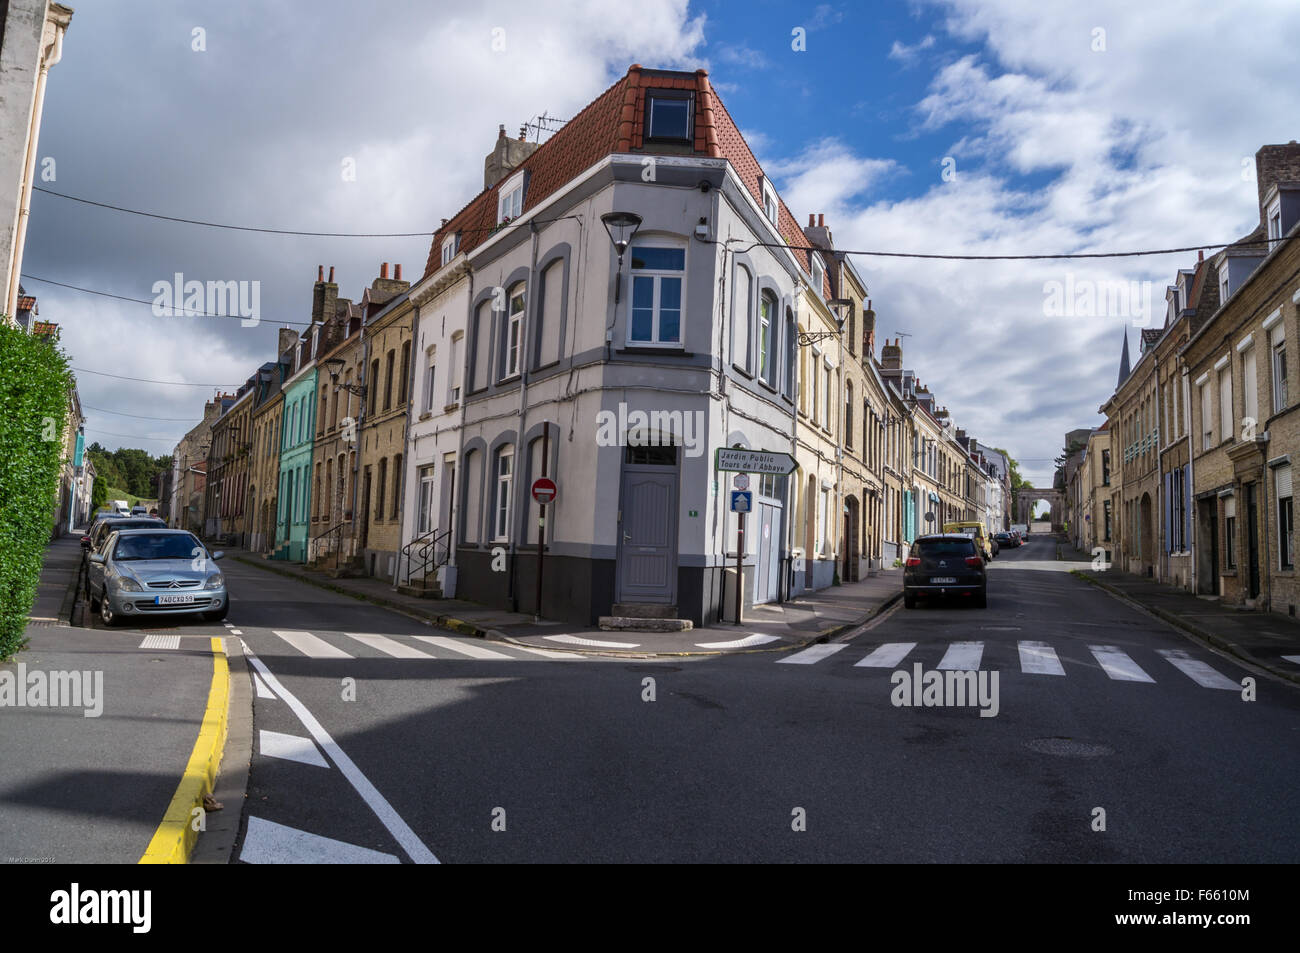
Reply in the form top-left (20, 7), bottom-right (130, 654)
top-left (628, 245), bottom-right (684, 346)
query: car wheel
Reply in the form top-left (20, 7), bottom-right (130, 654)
top-left (205, 602), bottom-right (229, 622)
top-left (99, 596), bottom-right (122, 627)
top-left (903, 593), bottom-right (917, 609)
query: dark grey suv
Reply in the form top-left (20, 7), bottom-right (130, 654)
top-left (903, 534), bottom-right (987, 608)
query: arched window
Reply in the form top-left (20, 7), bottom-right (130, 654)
top-left (732, 266), bottom-right (751, 372)
top-left (493, 445), bottom-right (514, 541)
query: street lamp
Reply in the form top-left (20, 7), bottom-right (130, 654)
top-left (601, 211), bottom-right (642, 307)
top-left (323, 357), bottom-right (365, 396)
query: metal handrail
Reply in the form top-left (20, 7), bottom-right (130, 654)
top-left (400, 527), bottom-right (451, 586)
top-left (308, 521), bottom-right (347, 566)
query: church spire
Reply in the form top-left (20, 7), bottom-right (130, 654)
top-left (1117, 325), bottom-right (1132, 388)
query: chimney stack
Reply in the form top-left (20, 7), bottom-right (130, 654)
top-left (381, 262), bottom-right (389, 279)
top-left (312, 265), bottom-right (338, 325)
top-left (818, 213), bottom-right (824, 227)
top-left (881, 337), bottom-right (902, 370)
top-left (394, 264), bottom-right (402, 280)
top-left (808, 213), bottom-right (815, 227)
top-left (485, 121), bottom-right (541, 189)
top-left (1254, 141), bottom-right (1300, 223)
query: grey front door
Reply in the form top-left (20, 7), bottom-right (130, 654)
top-left (616, 466), bottom-right (678, 604)
top-left (755, 500), bottom-right (779, 604)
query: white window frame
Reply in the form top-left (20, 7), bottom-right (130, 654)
top-left (761, 179), bottom-right (778, 226)
top-left (759, 293), bottom-right (773, 384)
top-left (440, 234), bottom-right (458, 267)
top-left (1267, 200), bottom-right (1283, 242)
top-left (1269, 317), bottom-right (1288, 413)
top-left (497, 172), bottom-right (524, 225)
top-left (503, 284), bottom-right (524, 380)
top-left (810, 346), bottom-right (821, 425)
top-left (810, 254), bottom-right (825, 299)
top-left (493, 446), bottom-right (514, 542)
top-left (626, 244), bottom-right (686, 348)
top-left (447, 332), bottom-right (462, 405)
top-left (417, 465), bottom-right (436, 535)
top-left (1218, 363), bottom-right (1233, 443)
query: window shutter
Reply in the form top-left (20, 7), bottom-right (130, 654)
top-left (1183, 466), bottom-right (1191, 552)
top-left (1277, 464), bottom-right (1293, 500)
top-left (1223, 494), bottom-right (1235, 519)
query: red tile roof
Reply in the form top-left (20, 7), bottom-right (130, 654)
top-left (423, 64), bottom-right (824, 290)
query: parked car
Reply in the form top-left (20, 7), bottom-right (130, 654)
top-left (86, 528), bottom-right (228, 626)
top-left (903, 534), bottom-right (987, 608)
top-left (83, 515), bottom-right (165, 556)
top-left (942, 520), bottom-right (993, 561)
top-left (130, 505), bottom-right (148, 516)
top-left (995, 531), bottom-right (1017, 549)
top-left (111, 499), bottom-right (130, 515)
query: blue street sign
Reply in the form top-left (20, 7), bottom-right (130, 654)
top-left (730, 490), bottom-right (752, 513)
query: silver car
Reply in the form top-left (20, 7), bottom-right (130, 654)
top-left (87, 528), bottom-right (229, 626)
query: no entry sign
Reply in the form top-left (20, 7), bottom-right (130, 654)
top-left (531, 477), bottom-right (557, 504)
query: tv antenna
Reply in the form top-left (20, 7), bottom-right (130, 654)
top-left (523, 111), bottom-right (569, 142)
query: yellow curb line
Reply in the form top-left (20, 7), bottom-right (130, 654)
top-left (139, 637), bottom-right (229, 864)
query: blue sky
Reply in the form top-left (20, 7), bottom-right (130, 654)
top-left (25, 0), bottom-right (1300, 486)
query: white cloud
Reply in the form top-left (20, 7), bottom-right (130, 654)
top-left (888, 34), bottom-right (936, 64)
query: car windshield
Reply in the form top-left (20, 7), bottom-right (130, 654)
top-left (918, 540), bottom-right (975, 556)
top-left (113, 533), bottom-right (204, 561)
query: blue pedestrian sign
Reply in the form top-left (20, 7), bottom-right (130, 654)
top-left (730, 490), bottom-right (752, 513)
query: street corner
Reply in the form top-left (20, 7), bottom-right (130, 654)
top-left (0, 627), bottom-right (233, 864)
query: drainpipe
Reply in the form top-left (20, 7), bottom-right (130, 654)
top-left (506, 222), bottom-right (541, 612)
top-left (453, 268), bottom-right (475, 578)
top-left (6, 19), bottom-right (65, 319)
top-left (392, 298), bottom-right (420, 588)
top-left (351, 327), bottom-right (370, 564)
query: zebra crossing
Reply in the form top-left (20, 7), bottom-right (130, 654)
top-left (263, 628), bottom-right (597, 662)
top-left (779, 638), bottom-right (1246, 690)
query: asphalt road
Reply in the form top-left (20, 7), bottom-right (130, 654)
top-left (89, 537), bottom-right (1300, 862)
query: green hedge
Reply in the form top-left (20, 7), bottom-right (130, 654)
top-left (0, 322), bottom-right (71, 659)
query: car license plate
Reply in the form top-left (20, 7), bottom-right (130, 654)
top-left (931, 577), bottom-right (956, 584)
top-left (155, 594), bottom-right (196, 605)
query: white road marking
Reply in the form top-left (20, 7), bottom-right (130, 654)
top-left (271, 629), bottom-right (352, 659)
top-left (696, 633), bottom-right (782, 649)
top-left (229, 629), bottom-right (243, 636)
top-left (343, 632), bottom-right (434, 659)
top-left (242, 643), bottom-right (438, 864)
top-left (1089, 645), bottom-right (1154, 683)
top-left (138, 635), bottom-right (180, 650)
top-left (937, 641), bottom-right (984, 670)
top-left (545, 634), bottom-right (640, 649)
top-left (1018, 641), bottom-right (1065, 676)
top-left (252, 673), bottom-right (276, 700)
top-left (239, 816), bottom-right (400, 865)
top-left (412, 636), bottom-right (515, 660)
top-left (1157, 649), bottom-right (1240, 690)
top-left (259, 729), bottom-right (329, 768)
top-left (778, 643), bottom-right (849, 665)
top-left (1283, 655), bottom-right (1300, 665)
top-left (855, 642), bottom-right (917, 668)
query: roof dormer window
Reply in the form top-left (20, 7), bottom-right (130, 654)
top-left (810, 253), bottom-right (825, 298)
top-left (497, 171), bottom-right (524, 225)
top-left (761, 177), bottom-right (778, 226)
top-left (645, 90), bottom-right (693, 142)
top-left (440, 233), bottom-right (459, 266)
top-left (1268, 199), bottom-right (1283, 243)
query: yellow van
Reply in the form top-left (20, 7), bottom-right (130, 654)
top-left (943, 521), bottom-right (992, 561)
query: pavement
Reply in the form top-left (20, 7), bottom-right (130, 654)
top-left (0, 532), bottom-right (230, 863)
top-left (1069, 544), bottom-right (1300, 687)
top-left (229, 546), bottom-right (904, 656)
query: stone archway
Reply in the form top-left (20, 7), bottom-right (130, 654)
top-left (1016, 488), bottom-right (1064, 527)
